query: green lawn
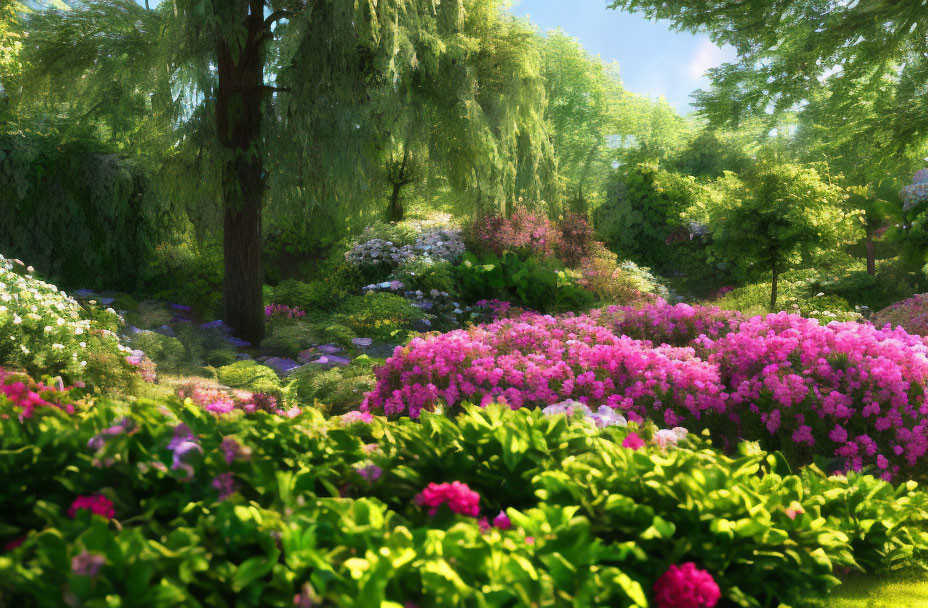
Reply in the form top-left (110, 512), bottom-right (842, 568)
top-left (814, 572), bottom-right (928, 608)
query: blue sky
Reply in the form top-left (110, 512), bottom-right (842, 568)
top-left (510, 0), bottom-right (737, 113)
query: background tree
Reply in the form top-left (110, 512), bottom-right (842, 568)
top-left (707, 162), bottom-right (853, 310)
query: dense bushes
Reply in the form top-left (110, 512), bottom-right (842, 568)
top-left (872, 293), bottom-right (928, 336)
top-left (0, 255), bottom-right (142, 390)
top-left (364, 304), bottom-right (928, 480)
top-left (3, 387), bottom-right (927, 607)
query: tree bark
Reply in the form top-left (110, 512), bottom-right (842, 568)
top-left (865, 225), bottom-right (876, 275)
top-left (216, 0), bottom-right (266, 346)
top-left (388, 181), bottom-right (404, 222)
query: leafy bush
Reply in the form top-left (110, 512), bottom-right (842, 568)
top-left (555, 211), bottom-right (596, 266)
top-left (392, 256), bottom-right (458, 297)
top-left (272, 278), bottom-right (347, 312)
top-left (713, 273), bottom-right (860, 322)
top-left (2, 392), bottom-right (927, 607)
top-left (125, 331), bottom-right (187, 373)
top-left (215, 361), bottom-right (281, 396)
top-left (260, 318), bottom-right (320, 357)
top-left (577, 244), bottom-right (663, 305)
top-left (0, 255), bottom-right (139, 390)
top-left (455, 252), bottom-right (596, 313)
top-left (137, 239), bottom-right (223, 318)
top-left (334, 293), bottom-right (425, 341)
top-left (286, 356), bottom-right (379, 415)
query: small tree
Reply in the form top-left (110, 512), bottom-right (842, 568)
top-left (708, 162), bottom-right (853, 310)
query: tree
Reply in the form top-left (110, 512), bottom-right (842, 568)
top-left (707, 162), bottom-right (853, 310)
top-left (539, 29), bottom-right (635, 214)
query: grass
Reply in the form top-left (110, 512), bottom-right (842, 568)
top-left (813, 571), bottom-right (928, 608)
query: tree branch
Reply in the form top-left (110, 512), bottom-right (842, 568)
top-left (261, 85), bottom-right (292, 93)
top-left (263, 9), bottom-right (294, 29)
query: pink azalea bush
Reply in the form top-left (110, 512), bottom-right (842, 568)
top-left (0, 368), bottom-right (78, 420)
top-left (653, 563), bottom-right (720, 608)
top-left (603, 301), bottom-right (742, 347)
top-left (362, 309), bottom-right (723, 419)
top-left (363, 304), bottom-right (928, 479)
top-left (415, 481), bottom-right (481, 517)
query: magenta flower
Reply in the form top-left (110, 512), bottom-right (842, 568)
top-left (622, 432), bottom-right (646, 451)
top-left (415, 482), bottom-right (481, 517)
top-left (653, 563), bottom-right (720, 608)
top-left (212, 472), bottom-right (238, 500)
top-left (493, 511), bottom-right (512, 530)
top-left (68, 495), bottom-right (115, 520)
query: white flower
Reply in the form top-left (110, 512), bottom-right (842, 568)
top-left (52, 343), bottom-right (64, 349)
top-left (57, 318), bottom-right (65, 326)
top-left (79, 342), bottom-right (86, 348)
top-left (80, 361), bottom-right (87, 367)
top-left (13, 314), bottom-right (22, 324)
top-left (74, 327), bottom-right (84, 335)
top-left (1, 294), bottom-right (10, 302)
top-left (44, 325), bottom-right (52, 333)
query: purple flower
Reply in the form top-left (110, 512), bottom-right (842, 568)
top-left (212, 472), bottom-right (238, 500)
top-left (71, 551), bottom-right (105, 578)
top-left (355, 462), bottom-right (382, 482)
top-left (168, 424), bottom-right (201, 479)
top-left (220, 437), bottom-right (251, 464)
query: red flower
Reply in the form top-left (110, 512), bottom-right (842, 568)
top-left (68, 495), bottom-right (115, 520)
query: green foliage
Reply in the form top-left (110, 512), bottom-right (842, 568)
top-left (392, 256), bottom-right (458, 297)
top-left (286, 357), bottom-right (379, 416)
top-left (455, 252), bottom-right (596, 313)
top-left (137, 239), bottom-right (223, 318)
top-left (126, 331), bottom-right (186, 374)
top-left (334, 293), bottom-right (425, 342)
top-left (215, 361), bottom-right (281, 396)
top-left (2, 398), bottom-right (928, 607)
top-left (271, 278), bottom-right (348, 312)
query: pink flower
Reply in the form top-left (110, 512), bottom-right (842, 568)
top-left (493, 511), bottom-right (512, 530)
top-left (71, 551), bottom-right (105, 578)
top-left (622, 432), bottom-right (646, 451)
top-left (415, 482), bottom-right (481, 517)
top-left (68, 495), bottom-right (115, 520)
top-left (653, 563), bottom-right (720, 608)
top-left (785, 504), bottom-right (804, 520)
top-left (212, 473), bottom-right (238, 500)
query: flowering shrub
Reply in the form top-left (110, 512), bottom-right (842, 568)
top-left (265, 303), bottom-right (306, 319)
top-left (577, 244), bottom-right (658, 305)
top-left (0, 368), bottom-right (80, 420)
top-left (362, 309), bottom-right (723, 418)
top-left (653, 563), bottom-right (720, 608)
top-left (465, 205), bottom-right (559, 260)
top-left (415, 481), bottom-right (481, 517)
top-left (0, 254), bottom-right (140, 388)
top-left (872, 293), bottom-right (928, 336)
top-left (345, 222), bottom-right (465, 268)
top-left (555, 212), bottom-right (596, 266)
top-left (603, 301), bottom-right (742, 347)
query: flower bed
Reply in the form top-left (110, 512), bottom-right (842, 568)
top-left (364, 305), bottom-right (928, 479)
top-left (872, 293), bottom-right (928, 337)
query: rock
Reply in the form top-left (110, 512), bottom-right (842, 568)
top-left (169, 303), bottom-right (193, 312)
top-left (225, 336), bottom-right (251, 348)
top-left (297, 349), bottom-right (318, 364)
top-left (200, 320), bottom-right (230, 332)
top-left (236, 353), bottom-right (253, 361)
top-left (412, 319), bottom-right (432, 332)
top-left (99, 297), bottom-right (115, 306)
top-left (351, 337), bottom-right (373, 348)
top-left (154, 325), bottom-right (176, 337)
top-left (73, 289), bottom-right (98, 299)
top-left (264, 357), bottom-right (301, 376)
top-left (125, 325), bottom-right (144, 335)
top-left (317, 344), bottom-right (343, 354)
top-left (307, 355), bottom-right (351, 367)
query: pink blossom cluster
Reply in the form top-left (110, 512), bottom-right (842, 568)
top-left (177, 383), bottom-right (297, 417)
top-left (653, 563), bottom-right (720, 608)
top-left (415, 481), bottom-right (481, 517)
top-left (363, 305), bottom-right (928, 478)
top-left (602, 301), bottom-right (742, 347)
top-left (1, 369), bottom-right (76, 420)
top-left (698, 313), bottom-right (928, 479)
top-left (265, 304), bottom-right (307, 320)
top-left (126, 351), bottom-right (157, 383)
top-left (474, 299), bottom-right (513, 318)
top-left (362, 309), bottom-right (724, 419)
top-left (466, 205), bottom-right (559, 260)
top-left (68, 495), bottom-right (115, 520)
top-left (872, 293), bottom-right (928, 337)
top-left (555, 212), bottom-right (596, 266)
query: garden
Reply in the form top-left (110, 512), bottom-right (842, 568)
top-left (4, 0), bottom-right (928, 607)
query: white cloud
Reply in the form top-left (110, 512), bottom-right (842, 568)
top-left (687, 38), bottom-right (737, 79)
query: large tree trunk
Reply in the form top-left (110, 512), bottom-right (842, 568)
top-left (216, 0), bottom-right (266, 346)
top-left (865, 225), bottom-right (876, 275)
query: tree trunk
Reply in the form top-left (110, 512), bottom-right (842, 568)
top-left (865, 225), bottom-right (876, 275)
top-left (770, 252), bottom-right (779, 311)
top-left (216, 0), bottom-right (266, 346)
top-left (388, 181), bottom-right (404, 222)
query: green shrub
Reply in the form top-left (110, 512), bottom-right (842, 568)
top-left (286, 356), bottom-right (378, 415)
top-left (272, 278), bottom-right (347, 311)
top-left (215, 360), bottom-right (281, 395)
top-left (126, 331), bottom-right (186, 372)
top-left (334, 293), bottom-right (425, 341)
top-left (392, 256), bottom-right (457, 297)
top-left (2, 397), bottom-right (927, 607)
top-left (261, 319), bottom-right (319, 357)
